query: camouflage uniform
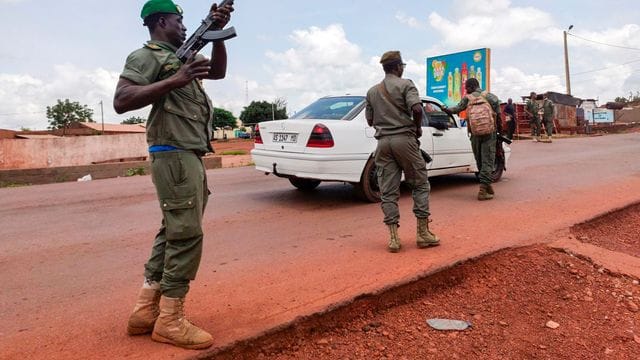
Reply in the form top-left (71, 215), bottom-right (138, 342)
top-left (449, 90), bottom-right (500, 186)
top-left (120, 40), bottom-right (213, 298)
top-left (526, 98), bottom-right (541, 138)
top-left (542, 98), bottom-right (555, 137)
top-left (366, 74), bottom-right (429, 225)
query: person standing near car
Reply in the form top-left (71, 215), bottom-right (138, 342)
top-left (365, 50), bottom-right (439, 253)
top-left (444, 78), bottom-right (501, 201)
top-left (525, 92), bottom-right (541, 142)
top-left (113, 0), bottom-right (233, 350)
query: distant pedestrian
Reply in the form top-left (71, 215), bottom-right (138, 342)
top-left (525, 92), bottom-right (541, 142)
top-left (541, 94), bottom-right (555, 142)
top-left (504, 98), bottom-right (516, 140)
top-left (365, 50), bottom-right (439, 253)
top-left (444, 78), bottom-right (501, 201)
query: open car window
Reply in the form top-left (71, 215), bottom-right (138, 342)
top-left (423, 101), bottom-right (457, 129)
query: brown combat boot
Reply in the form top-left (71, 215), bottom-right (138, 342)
top-left (387, 223), bottom-right (401, 253)
top-left (127, 287), bottom-right (161, 335)
top-left (486, 184), bottom-right (495, 195)
top-left (478, 184), bottom-right (494, 201)
top-left (416, 217), bottom-right (440, 248)
top-left (152, 296), bottom-right (214, 350)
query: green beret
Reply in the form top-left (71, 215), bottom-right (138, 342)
top-left (380, 51), bottom-right (403, 66)
top-left (140, 0), bottom-right (183, 20)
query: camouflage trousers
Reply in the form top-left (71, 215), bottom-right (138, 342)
top-left (530, 116), bottom-right (541, 136)
top-left (375, 133), bottom-right (430, 225)
top-left (144, 150), bottom-right (209, 298)
top-left (543, 117), bottom-right (554, 136)
top-left (471, 132), bottom-right (496, 185)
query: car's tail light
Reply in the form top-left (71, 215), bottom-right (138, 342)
top-left (254, 124), bottom-right (263, 144)
top-left (306, 124), bottom-right (334, 148)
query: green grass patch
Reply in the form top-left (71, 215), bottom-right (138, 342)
top-left (0, 181), bottom-right (31, 188)
top-left (221, 150), bottom-right (248, 156)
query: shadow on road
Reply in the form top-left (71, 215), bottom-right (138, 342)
top-left (250, 174), bottom-right (480, 209)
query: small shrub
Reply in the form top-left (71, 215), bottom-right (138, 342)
top-left (125, 167), bottom-right (146, 177)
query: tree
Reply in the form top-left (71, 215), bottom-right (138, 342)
top-left (614, 91), bottom-right (640, 104)
top-left (46, 99), bottom-right (94, 135)
top-left (212, 107), bottom-right (237, 130)
top-left (239, 98), bottom-right (288, 125)
top-left (121, 116), bottom-right (146, 124)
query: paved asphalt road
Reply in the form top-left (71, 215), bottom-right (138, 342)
top-left (1, 134), bottom-right (640, 359)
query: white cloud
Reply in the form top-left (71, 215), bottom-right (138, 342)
top-left (259, 24), bottom-right (380, 113)
top-left (492, 66), bottom-right (564, 101)
top-left (395, 11), bottom-right (425, 30)
top-left (0, 65), bottom-right (147, 130)
top-left (428, 4), bottom-right (554, 49)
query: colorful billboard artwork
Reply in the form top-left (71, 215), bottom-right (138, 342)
top-left (426, 48), bottom-right (491, 107)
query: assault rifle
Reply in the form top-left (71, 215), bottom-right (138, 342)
top-left (175, 0), bottom-right (237, 63)
top-left (497, 133), bottom-right (512, 145)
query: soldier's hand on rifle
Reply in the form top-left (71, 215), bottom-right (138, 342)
top-left (209, 2), bottom-right (235, 30)
top-left (174, 57), bottom-right (211, 87)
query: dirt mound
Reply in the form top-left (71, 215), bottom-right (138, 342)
top-left (572, 202), bottom-right (640, 258)
top-left (211, 207), bottom-right (640, 359)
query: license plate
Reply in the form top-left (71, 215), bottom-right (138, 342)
top-left (272, 133), bottom-right (298, 143)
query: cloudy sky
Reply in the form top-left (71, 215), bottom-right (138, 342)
top-left (1, 0), bottom-right (639, 130)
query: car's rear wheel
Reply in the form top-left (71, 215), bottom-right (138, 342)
top-left (491, 155), bottom-right (505, 182)
top-left (354, 157), bottom-right (381, 202)
top-left (288, 177), bottom-right (321, 191)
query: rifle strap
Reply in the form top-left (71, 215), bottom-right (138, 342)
top-left (378, 82), bottom-right (411, 117)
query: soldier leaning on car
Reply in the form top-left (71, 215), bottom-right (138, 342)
top-left (365, 50), bottom-right (440, 253)
top-left (444, 78), bottom-right (501, 201)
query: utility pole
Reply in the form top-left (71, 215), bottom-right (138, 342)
top-left (563, 25), bottom-right (573, 96)
top-left (271, 102), bottom-right (275, 121)
top-left (99, 100), bottom-right (104, 133)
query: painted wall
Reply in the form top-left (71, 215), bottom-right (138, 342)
top-left (0, 134), bottom-right (147, 170)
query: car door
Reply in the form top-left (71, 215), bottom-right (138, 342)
top-left (424, 102), bottom-right (474, 171)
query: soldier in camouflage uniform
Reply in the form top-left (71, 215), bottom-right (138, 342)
top-left (525, 92), bottom-right (542, 142)
top-left (541, 94), bottom-right (555, 142)
top-left (365, 51), bottom-right (439, 253)
top-left (444, 78), bottom-right (501, 201)
top-left (113, 0), bottom-right (233, 350)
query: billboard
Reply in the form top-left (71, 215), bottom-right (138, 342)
top-left (426, 48), bottom-right (491, 107)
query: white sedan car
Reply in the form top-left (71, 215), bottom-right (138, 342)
top-left (251, 95), bottom-right (510, 202)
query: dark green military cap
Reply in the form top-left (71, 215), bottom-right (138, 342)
top-left (380, 51), bottom-right (403, 66)
top-left (140, 0), bottom-right (183, 20)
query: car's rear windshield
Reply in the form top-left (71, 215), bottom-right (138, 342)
top-left (291, 96), bottom-right (366, 120)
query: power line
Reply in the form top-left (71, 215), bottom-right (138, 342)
top-left (572, 58), bottom-right (640, 76)
top-left (570, 67), bottom-right (640, 85)
top-left (568, 33), bottom-right (640, 51)
top-left (494, 60), bottom-right (640, 87)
